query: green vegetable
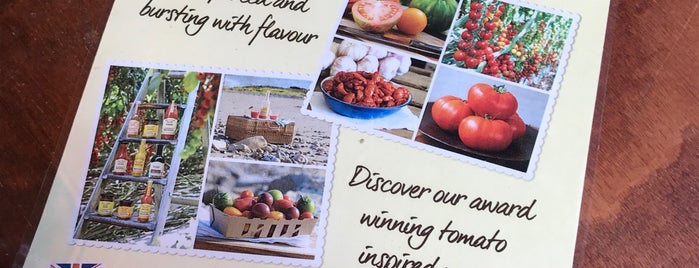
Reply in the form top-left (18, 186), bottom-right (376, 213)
top-left (409, 0), bottom-right (458, 34)
top-left (296, 195), bottom-right (315, 214)
top-left (212, 192), bottom-right (233, 211)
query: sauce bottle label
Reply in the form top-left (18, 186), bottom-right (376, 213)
top-left (127, 120), bottom-right (140, 136)
top-left (117, 206), bottom-right (133, 219)
top-left (132, 159), bottom-right (145, 176)
top-left (138, 204), bottom-right (152, 221)
top-left (113, 159), bottom-right (128, 173)
top-left (148, 162), bottom-right (164, 178)
top-left (142, 124), bottom-right (158, 138)
top-left (161, 118), bottom-right (177, 135)
top-left (97, 201), bottom-right (114, 216)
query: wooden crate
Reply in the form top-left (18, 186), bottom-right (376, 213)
top-left (210, 206), bottom-right (316, 238)
top-left (225, 115), bottom-right (295, 145)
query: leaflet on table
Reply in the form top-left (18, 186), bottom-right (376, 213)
top-left (22, 0), bottom-right (607, 267)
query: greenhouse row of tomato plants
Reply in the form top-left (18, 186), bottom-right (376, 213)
top-left (441, 0), bottom-right (573, 91)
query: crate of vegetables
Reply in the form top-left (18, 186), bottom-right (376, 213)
top-left (209, 189), bottom-right (317, 238)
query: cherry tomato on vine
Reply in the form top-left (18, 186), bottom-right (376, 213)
top-left (470, 2), bottom-right (483, 10)
top-left (480, 31), bottom-right (493, 41)
top-left (453, 50), bottom-right (468, 61)
top-left (484, 21), bottom-right (496, 31)
top-left (431, 96), bottom-right (473, 132)
top-left (464, 57), bottom-right (480, 68)
top-left (469, 11), bottom-right (481, 20)
top-left (458, 115), bottom-right (513, 152)
top-left (461, 30), bottom-right (474, 41)
top-left (467, 83), bottom-right (518, 119)
top-left (465, 20), bottom-right (479, 31)
top-left (457, 40), bottom-right (470, 50)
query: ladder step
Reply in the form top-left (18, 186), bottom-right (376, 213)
top-left (105, 174), bottom-right (168, 185)
top-left (84, 212), bottom-right (156, 231)
top-left (131, 102), bottom-right (187, 110)
top-left (119, 137), bottom-right (178, 145)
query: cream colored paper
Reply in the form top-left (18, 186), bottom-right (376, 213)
top-left (24, 0), bottom-right (609, 267)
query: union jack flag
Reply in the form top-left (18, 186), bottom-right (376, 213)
top-left (50, 263), bottom-right (102, 268)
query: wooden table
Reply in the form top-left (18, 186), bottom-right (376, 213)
top-left (2, 1), bottom-right (698, 267)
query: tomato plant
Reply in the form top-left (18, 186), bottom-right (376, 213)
top-left (442, 0), bottom-right (574, 91)
top-left (431, 95), bottom-right (473, 132)
top-left (466, 83), bottom-right (518, 120)
top-left (458, 115), bottom-right (513, 151)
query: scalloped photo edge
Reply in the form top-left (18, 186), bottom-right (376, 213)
top-left (67, 61), bottom-right (339, 268)
top-left (301, 0), bottom-right (581, 180)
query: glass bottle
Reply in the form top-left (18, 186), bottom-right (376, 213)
top-left (138, 180), bottom-right (154, 223)
top-left (126, 102), bottom-right (140, 137)
top-left (132, 139), bottom-right (147, 177)
top-left (161, 100), bottom-right (178, 140)
top-left (112, 143), bottom-right (130, 175)
top-left (259, 90), bottom-right (271, 119)
top-left (148, 145), bottom-right (165, 178)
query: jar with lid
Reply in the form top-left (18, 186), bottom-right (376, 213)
top-left (116, 199), bottom-right (134, 220)
top-left (97, 192), bottom-right (115, 216)
top-left (142, 119), bottom-right (159, 138)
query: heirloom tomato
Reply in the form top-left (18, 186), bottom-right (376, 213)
top-left (467, 83), bottom-right (518, 119)
top-left (431, 95), bottom-right (472, 132)
top-left (506, 113), bottom-right (526, 140)
top-left (458, 115), bottom-right (513, 151)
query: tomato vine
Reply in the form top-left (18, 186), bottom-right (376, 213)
top-left (443, 0), bottom-right (573, 91)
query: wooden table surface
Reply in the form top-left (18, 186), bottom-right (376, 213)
top-left (2, 1), bottom-right (698, 267)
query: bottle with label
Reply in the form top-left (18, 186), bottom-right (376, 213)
top-left (259, 90), bottom-right (271, 119)
top-left (112, 143), bottom-right (130, 175)
top-left (148, 145), bottom-right (165, 178)
top-left (132, 139), bottom-right (147, 177)
top-left (126, 102), bottom-right (141, 137)
top-left (161, 100), bottom-right (178, 140)
top-left (138, 180), bottom-right (154, 223)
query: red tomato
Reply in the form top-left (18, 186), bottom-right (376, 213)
top-left (464, 57), bottom-right (480, 68)
top-left (479, 31), bottom-right (492, 40)
top-left (453, 50), bottom-right (468, 61)
top-left (506, 113), bottom-right (526, 139)
top-left (465, 20), bottom-right (479, 31)
top-left (299, 212), bottom-right (314, 220)
top-left (431, 96), bottom-right (473, 132)
top-left (458, 115), bottom-right (513, 151)
top-left (457, 40), bottom-right (470, 50)
top-left (461, 30), bottom-right (473, 41)
top-left (484, 21), bottom-right (496, 31)
top-left (240, 190), bottom-right (254, 199)
top-left (467, 83), bottom-right (518, 119)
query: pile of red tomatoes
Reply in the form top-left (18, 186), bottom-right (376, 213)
top-left (431, 83), bottom-right (526, 152)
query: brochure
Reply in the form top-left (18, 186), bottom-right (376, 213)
top-left (23, 0), bottom-right (609, 267)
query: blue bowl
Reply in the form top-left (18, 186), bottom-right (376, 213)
top-left (320, 77), bottom-right (412, 120)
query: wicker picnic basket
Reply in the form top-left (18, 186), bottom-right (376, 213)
top-left (225, 115), bottom-right (295, 144)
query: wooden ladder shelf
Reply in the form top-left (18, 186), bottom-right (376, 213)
top-left (73, 69), bottom-right (199, 246)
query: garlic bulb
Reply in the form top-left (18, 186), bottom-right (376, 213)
top-left (336, 39), bottom-right (369, 61)
top-left (378, 57), bottom-right (400, 81)
top-left (357, 55), bottom-right (379, 73)
top-left (330, 56), bottom-right (357, 76)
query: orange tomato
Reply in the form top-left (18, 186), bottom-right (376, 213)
top-left (396, 8), bottom-right (428, 35)
top-left (223, 206), bottom-right (243, 217)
